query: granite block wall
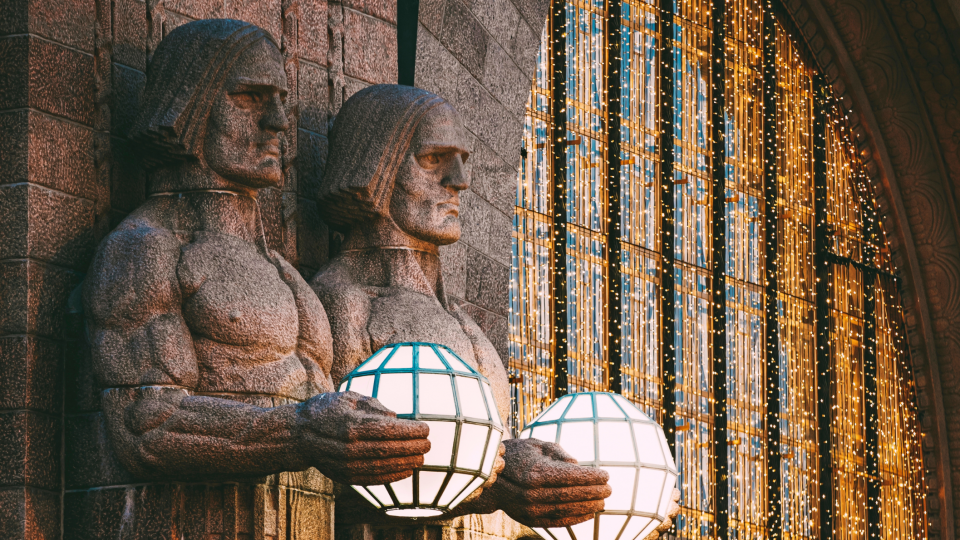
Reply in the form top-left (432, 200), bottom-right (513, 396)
top-left (0, 0), bottom-right (545, 536)
top-left (414, 0), bottom-right (548, 364)
top-left (0, 0), bottom-right (98, 535)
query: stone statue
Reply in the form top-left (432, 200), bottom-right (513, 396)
top-left (311, 85), bottom-right (623, 532)
top-left (83, 20), bottom-right (432, 536)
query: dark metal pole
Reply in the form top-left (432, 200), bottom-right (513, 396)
top-left (710, 0), bottom-right (729, 536)
top-left (658, 0), bottom-right (678, 453)
top-left (551, 0), bottom-right (570, 398)
top-left (813, 77), bottom-right (833, 540)
top-left (762, 2), bottom-right (782, 538)
top-left (396, 0), bottom-right (419, 86)
top-left (863, 197), bottom-right (881, 540)
top-left (607, 0), bottom-right (624, 394)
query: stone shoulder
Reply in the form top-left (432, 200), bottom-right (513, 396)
top-left (84, 217), bottom-right (185, 327)
top-left (308, 257), bottom-right (371, 306)
top-left (309, 258), bottom-right (375, 384)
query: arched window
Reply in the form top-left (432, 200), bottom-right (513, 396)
top-left (508, 0), bottom-right (927, 537)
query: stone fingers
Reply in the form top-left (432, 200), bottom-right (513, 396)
top-left (318, 454), bottom-right (425, 485)
top-left (345, 416), bottom-right (431, 441)
top-left (514, 460), bottom-right (610, 488)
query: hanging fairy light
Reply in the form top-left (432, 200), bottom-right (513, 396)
top-left (520, 392), bottom-right (677, 540)
top-left (338, 343), bottom-right (504, 518)
top-left (507, 0), bottom-right (928, 536)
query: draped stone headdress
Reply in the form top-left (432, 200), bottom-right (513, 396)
top-left (130, 19), bottom-right (278, 167)
top-left (319, 85), bottom-right (447, 230)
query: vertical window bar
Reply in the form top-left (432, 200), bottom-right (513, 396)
top-left (762, 1), bottom-right (781, 537)
top-left (397, 0), bottom-right (419, 85)
top-left (658, 0), bottom-right (678, 452)
top-left (812, 76), bottom-right (833, 539)
top-left (710, 0), bottom-right (729, 537)
top-left (551, 0), bottom-right (570, 398)
top-left (607, 0), bottom-right (624, 394)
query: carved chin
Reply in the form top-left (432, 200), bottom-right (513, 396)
top-left (408, 223), bottom-right (461, 245)
top-left (245, 163), bottom-right (283, 187)
top-left (259, 159), bottom-right (283, 177)
top-left (434, 224), bottom-right (462, 245)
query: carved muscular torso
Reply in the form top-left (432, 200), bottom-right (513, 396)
top-left (178, 231), bottom-right (330, 401)
top-left (309, 248), bottom-right (511, 435)
top-left (309, 248), bottom-right (521, 533)
top-left (85, 193), bottom-right (334, 478)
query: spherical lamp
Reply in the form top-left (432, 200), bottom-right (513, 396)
top-left (338, 342), bottom-right (504, 518)
top-left (519, 392), bottom-right (677, 540)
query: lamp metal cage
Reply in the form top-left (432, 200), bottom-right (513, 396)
top-left (339, 342), bottom-right (505, 518)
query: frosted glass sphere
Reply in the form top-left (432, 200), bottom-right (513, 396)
top-left (338, 342), bottom-right (504, 518)
top-left (520, 392), bottom-right (677, 540)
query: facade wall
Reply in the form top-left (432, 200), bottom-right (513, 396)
top-left (3, 0), bottom-right (960, 537)
top-left (1, 1), bottom-right (101, 536)
top-left (415, 0), bottom-right (549, 364)
top-left (0, 0), bottom-right (546, 537)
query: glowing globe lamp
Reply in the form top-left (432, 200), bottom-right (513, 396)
top-left (520, 392), bottom-right (677, 540)
top-left (338, 342), bottom-right (504, 518)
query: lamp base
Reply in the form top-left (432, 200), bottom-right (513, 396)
top-left (385, 508), bottom-right (445, 518)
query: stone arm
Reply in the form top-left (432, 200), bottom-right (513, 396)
top-left (85, 226), bottom-right (430, 484)
top-left (447, 308), bottom-right (682, 534)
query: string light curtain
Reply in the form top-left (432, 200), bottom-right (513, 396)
top-left (564, 0), bottom-right (610, 395)
top-left (508, 0), bottom-right (927, 537)
top-left (618, 0), bottom-right (662, 420)
top-left (774, 23), bottom-right (818, 540)
top-left (669, 0), bottom-right (715, 534)
top-left (723, 0), bottom-right (766, 537)
top-left (511, 29), bottom-right (556, 429)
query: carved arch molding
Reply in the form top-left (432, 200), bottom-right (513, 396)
top-left (428, 0), bottom-right (960, 536)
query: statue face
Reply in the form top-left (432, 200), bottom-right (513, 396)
top-left (203, 39), bottom-right (289, 189)
top-left (389, 104), bottom-right (471, 245)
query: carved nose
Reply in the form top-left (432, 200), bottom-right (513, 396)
top-left (262, 95), bottom-right (290, 133)
top-left (444, 156), bottom-right (470, 191)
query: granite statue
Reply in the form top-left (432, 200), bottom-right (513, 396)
top-left (83, 19), bottom-right (434, 525)
top-left (310, 84), bottom-right (678, 534)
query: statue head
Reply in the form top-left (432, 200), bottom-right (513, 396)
top-left (131, 19), bottom-right (289, 192)
top-left (319, 85), bottom-right (471, 246)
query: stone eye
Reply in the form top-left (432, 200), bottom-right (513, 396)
top-left (420, 154), bottom-right (441, 167)
top-left (231, 91), bottom-right (264, 107)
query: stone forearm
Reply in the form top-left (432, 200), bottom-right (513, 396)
top-left (102, 386), bottom-right (309, 479)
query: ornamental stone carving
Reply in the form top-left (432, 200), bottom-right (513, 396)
top-left (82, 19), bottom-right (432, 537)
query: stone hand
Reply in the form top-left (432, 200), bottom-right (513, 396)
top-left (641, 489), bottom-right (681, 540)
top-left (296, 391), bottom-right (431, 485)
top-left (485, 438), bottom-right (612, 527)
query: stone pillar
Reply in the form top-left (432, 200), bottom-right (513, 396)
top-left (0, 1), bottom-right (100, 538)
